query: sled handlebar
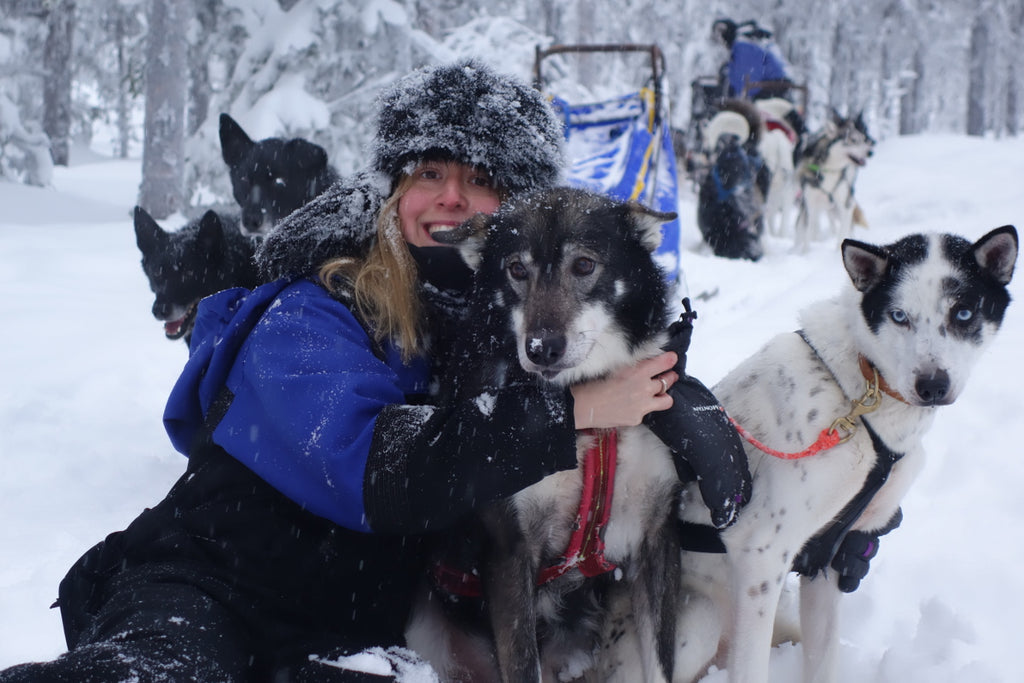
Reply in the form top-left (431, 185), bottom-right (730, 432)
top-left (533, 43), bottom-right (667, 115)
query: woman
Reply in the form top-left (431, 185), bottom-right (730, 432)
top-left (0, 61), bottom-right (679, 682)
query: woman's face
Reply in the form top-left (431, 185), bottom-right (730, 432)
top-left (398, 161), bottom-right (501, 247)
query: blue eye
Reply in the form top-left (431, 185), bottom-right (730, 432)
top-left (954, 308), bottom-right (973, 323)
top-left (890, 309), bottom-right (909, 325)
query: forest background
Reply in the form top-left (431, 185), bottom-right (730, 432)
top-left (2, 0), bottom-right (1022, 219)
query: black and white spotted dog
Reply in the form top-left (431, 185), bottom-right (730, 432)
top-left (666, 225), bottom-right (1017, 683)
top-left (405, 187), bottom-right (684, 683)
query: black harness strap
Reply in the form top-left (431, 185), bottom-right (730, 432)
top-left (791, 418), bottom-right (903, 577)
top-left (678, 418), bottom-right (904, 568)
top-left (677, 520), bottom-right (727, 553)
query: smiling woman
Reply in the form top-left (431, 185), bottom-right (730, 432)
top-left (0, 59), bottom-right (681, 683)
top-left (398, 161), bottom-right (501, 247)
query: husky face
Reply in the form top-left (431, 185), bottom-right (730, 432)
top-left (842, 226), bottom-right (1017, 406)
top-left (439, 187), bottom-right (675, 386)
top-left (824, 109), bottom-right (875, 168)
top-left (133, 207), bottom-right (260, 343)
top-left (219, 113), bottom-right (336, 235)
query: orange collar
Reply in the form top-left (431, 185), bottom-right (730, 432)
top-left (858, 356), bottom-right (909, 404)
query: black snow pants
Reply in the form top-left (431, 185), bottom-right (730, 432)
top-left (0, 436), bottom-right (431, 683)
top-left (0, 563), bottom-right (407, 683)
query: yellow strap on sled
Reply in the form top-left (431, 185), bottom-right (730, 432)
top-left (629, 88), bottom-right (659, 201)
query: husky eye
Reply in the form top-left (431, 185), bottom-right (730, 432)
top-left (953, 307), bottom-right (974, 323)
top-left (508, 261), bottom-right (528, 281)
top-left (890, 309), bottom-right (909, 325)
top-left (572, 257), bottom-right (595, 276)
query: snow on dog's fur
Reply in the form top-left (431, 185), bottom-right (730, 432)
top-left (405, 187), bottom-right (683, 683)
top-left (793, 110), bottom-right (875, 253)
top-left (667, 226), bottom-right (1017, 683)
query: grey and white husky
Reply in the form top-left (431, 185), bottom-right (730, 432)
top-left (666, 225), bottom-right (1017, 683)
top-left (406, 187), bottom-right (683, 683)
top-left (794, 109), bottom-right (875, 252)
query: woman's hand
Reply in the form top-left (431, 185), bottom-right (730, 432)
top-left (570, 352), bottom-right (678, 430)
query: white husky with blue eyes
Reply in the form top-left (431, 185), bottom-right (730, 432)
top-left (663, 226), bottom-right (1017, 683)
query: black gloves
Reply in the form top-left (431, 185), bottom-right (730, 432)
top-left (830, 508), bottom-right (903, 593)
top-left (643, 300), bottom-right (752, 529)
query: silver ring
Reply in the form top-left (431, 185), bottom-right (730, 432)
top-left (659, 377), bottom-right (669, 395)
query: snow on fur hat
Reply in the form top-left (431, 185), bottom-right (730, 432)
top-left (255, 169), bottom-right (387, 281)
top-left (371, 59), bottom-right (565, 197)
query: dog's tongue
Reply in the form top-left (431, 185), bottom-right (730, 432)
top-left (164, 317), bottom-right (184, 338)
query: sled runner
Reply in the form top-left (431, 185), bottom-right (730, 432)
top-left (533, 43), bottom-right (682, 279)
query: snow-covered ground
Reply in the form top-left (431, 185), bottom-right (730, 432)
top-left (1, 133), bottom-right (1022, 681)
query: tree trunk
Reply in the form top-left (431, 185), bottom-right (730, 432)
top-left (967, 18), bottom-right (988, 137)
top-left (900, 48), bottom-right (924, 135)
top-left (43, 0), bottom-right (75, 166)
top-left (114, 9), bottom-right (132, 159)
top-left (138, 0), bottom-right (188, 218)
top-left (1009, 2), bottom-right (1024, 136)
top-left (188, 0), bottom-right (217, 136)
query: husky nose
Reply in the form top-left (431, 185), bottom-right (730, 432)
top-left (242, 207), bottom-right (266, 231)
top-left (915, 369), bottom-right (950, 405)
top-left (526, 333), bottom-right (566, 367)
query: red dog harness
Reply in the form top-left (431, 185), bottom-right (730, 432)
top-left (764, 117), bottom-right (798, 144)
top-left (432, 429), bottom-right (618, 597)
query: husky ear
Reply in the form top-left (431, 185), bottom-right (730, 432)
top-left (841, 239), bottom-right (889, 292)
top-left (974, 225), bottom-right (1018, 285)
top-left (628, 202), bottom-right (676, 253)
top-left (430, 212), bottom-right (491, 271)
top-left (285, 139), bottom-right (329, 173)
top-left (219, 113), bottom-right (254, 166)
top-left (197, 210), bottom-right (227, 261)
top-left (133, 205), bottom-right (168, 253)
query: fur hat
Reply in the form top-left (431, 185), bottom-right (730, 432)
top-left (255, 169), bottom-right (387, 281)
top-left (371, 59), bottom-right (565, 197)
top-left (257, 60), bottom-right (565, 281)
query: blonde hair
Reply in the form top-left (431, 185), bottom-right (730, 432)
top-left (318, 175), bottom-right (424, 361)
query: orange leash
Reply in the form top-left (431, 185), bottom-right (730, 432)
top-left (729, 360), bottom-right (885, 460)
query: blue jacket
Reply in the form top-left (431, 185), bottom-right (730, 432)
top-left (727, 39), bottom-right (791, 98)
top-left (165, 277), bottom-right (430, 532)
top-left (164, 275), bottom-right (579, 534)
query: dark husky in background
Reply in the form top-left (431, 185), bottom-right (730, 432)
top-left (218, 113), bottom-right (338, 235)
top-left (133, 206), bottom-right (260, 344)
top-left (697, 101), bottom-right (766, 261)
top-left (406, 187), bottom-right (682, 683)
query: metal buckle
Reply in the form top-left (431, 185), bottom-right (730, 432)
top-left (828, 367), bottom-right (882, 444)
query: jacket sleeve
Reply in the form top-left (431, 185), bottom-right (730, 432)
top-left (211, 280), bottom-right (578, 534)
top-left (363, 379), bottom-right (579, 533)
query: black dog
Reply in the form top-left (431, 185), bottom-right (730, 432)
top-left (697, 133), bottom-right (766, 261)
top-left (133, 206), bottom-right (260, 344)
top-left (218, 113), bottom-right (338, 235)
